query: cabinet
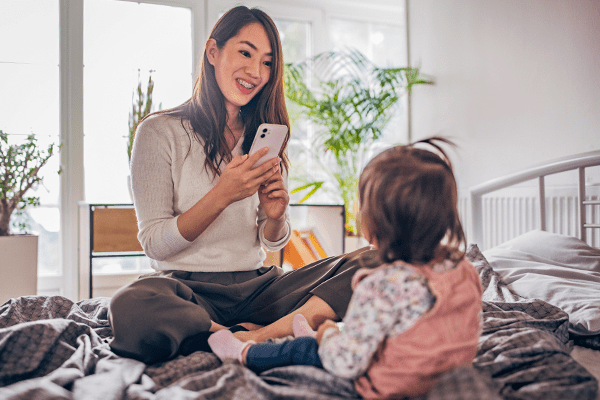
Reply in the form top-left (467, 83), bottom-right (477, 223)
top-left (78, 203), bottom-right (346, 299)
top-left (79, 203), bottom-right (147, 299)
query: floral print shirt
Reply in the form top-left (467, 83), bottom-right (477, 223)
top-left (317, 260), bottom-right (446, 379)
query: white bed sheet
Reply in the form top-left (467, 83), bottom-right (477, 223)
top-left (483, 230), bottom-right (600, 336)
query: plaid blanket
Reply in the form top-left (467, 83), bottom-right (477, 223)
top-left (0, 245), bottom-right (597, 399)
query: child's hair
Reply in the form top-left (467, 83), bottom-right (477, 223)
top-left (358, 137), bottom-right (466, 265)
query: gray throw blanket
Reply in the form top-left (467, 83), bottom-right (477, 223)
top-left (0, 245), bottom-right (597, 399)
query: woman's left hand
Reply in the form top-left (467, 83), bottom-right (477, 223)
top-left (258, 168), bottom-right (289, 220)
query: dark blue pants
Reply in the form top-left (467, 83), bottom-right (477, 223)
top-left (245, 336), bottom-right (323, 373)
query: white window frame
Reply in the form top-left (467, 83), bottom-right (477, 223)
top-left (207, 0), bottom-right (405, 55)
top-left (52, 0), bottom-right (405, 300)
top-left (54, 0), bottom-right (204, 300)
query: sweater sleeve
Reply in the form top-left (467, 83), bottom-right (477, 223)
top-left (130, 118), bottom-right (192, 261)
top-left (318, 266), bottom-right (435, 379)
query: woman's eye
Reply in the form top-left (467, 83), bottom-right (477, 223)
top-left (264, 60), bottom-right (272, 67)
top-left (240, 50), bottom-right (251, 57)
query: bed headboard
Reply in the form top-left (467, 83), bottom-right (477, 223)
top-left (470, 150), bottom-right (600, 248)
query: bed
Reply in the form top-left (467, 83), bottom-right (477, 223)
top-left (1, 151), bottom-right (600, 400)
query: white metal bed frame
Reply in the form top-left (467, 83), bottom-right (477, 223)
top-left (470, 150), bottom-right (600, 247)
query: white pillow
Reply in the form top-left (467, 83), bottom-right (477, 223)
top-left (483, 230), bottom-right (600, 336)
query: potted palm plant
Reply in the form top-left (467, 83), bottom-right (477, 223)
top-left (284, 49), bottom-right (432, 239)
top-left (127, 70), bottom-right (158, 163)
top-left (0, 130), bottom-right (58, 301)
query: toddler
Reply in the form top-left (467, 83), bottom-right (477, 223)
top-left (209, 137), bottom-right (482, 399)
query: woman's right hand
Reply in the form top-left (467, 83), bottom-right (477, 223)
top-left (215, 147), bottom-right (281, 205)
top-left (177, 148), bottom-right (280, 242)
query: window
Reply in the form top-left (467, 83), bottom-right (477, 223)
top-left (328, 17), bottom-right (408, 146)
top-left (84, 0), bottom-right (192, 204)
top-left (83, 0), bottom-right (193, 274)
top-left (329, 18), bottom-right (407, 67)
top-left (282, 14), bottom-right (409, 206)
top-left (3, 0), bottom-right (407, 298)
top-left (0, 0), bottom-right (61, 276)
top-left (272, 18), bottom-right (313, 185)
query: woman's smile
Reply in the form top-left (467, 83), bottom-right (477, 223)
top-left (236, 78), bottom-right (256, 94)
top-left (207, 22), bottom-right (272, 115)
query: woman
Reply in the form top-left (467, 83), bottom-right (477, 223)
top-left (108, 5), bottom-right (376, 364)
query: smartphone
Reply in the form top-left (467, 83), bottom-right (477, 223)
top-left (248, 123), bottom-right (288, 169)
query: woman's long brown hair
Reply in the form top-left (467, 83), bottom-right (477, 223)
top-left (143, 6), bottom-right (290, 177)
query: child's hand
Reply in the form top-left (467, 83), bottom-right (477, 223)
top-left (316, 319), bottom-right (339, 344)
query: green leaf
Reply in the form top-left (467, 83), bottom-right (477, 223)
top-left (283, 48), bottom-right (432, 235)
top-left (0, 130), bottom-right (60, 235)
top-left (290, 181), bottom-right (324, 203)
top-left (128, 69), bottom-right (158, 162)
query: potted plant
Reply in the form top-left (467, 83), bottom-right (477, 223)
top-left (0, 130), bottom-right (58, 302)
top-left (126, 70), bottom-right (160, 201)
top-left (284, 49), bottom-right (432, 240)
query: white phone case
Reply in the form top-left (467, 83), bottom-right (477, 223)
top-left (249, 123), bottom-right (288, 169)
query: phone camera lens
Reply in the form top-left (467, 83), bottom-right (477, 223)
top-left (261, 133), bottom-right (266, 138)
top-left (262, 128), bottom-right (268, 133)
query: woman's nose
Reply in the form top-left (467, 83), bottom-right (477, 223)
top-left (245, 59), bottom-right (260, 78)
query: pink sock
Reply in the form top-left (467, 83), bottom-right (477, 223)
top-left (207, 330), bottom-right (254, 363)
top-left (293, 314), bottom-right (317, 338)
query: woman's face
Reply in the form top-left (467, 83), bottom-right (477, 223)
top-left (207, 22), bottom-right (272, 115)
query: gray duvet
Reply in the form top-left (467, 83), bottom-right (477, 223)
top-left (0, 245), bottom-right (597, 400)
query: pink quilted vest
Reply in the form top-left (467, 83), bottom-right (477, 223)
top-left (354, 258), bottom-right (482, 399)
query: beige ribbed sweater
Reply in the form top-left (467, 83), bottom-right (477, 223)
top-left (130, 114), bottom-right (291, 272)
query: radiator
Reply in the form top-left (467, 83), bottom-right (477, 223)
top-left (466, 192), bottom-right (600, 250)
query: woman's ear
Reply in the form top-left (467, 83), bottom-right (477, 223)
top-left (205, 38), bottom-right (219, 66)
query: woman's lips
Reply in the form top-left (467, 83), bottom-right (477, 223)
top-left (236, 78), bottom-right (255, 95)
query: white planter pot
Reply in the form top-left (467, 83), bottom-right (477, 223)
top-left (344, 235), bottom-right (369, 253)
top-left (0, 235), bottom-right (38, 304)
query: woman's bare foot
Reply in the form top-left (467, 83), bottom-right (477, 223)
top-left (233, 330), bottom-right (256, 342)
top-left (233, 296), bottom-right (338, 343)
top-left (209, 320), bottom-right (228, 332)
top-left (238, 322), bottom-right (263, 331)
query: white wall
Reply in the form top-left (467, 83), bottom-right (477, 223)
top-left (408, 0), bottom-right (600, 192)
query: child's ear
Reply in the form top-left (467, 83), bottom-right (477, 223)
top-left (205, 38), bottom-right (219, 66)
